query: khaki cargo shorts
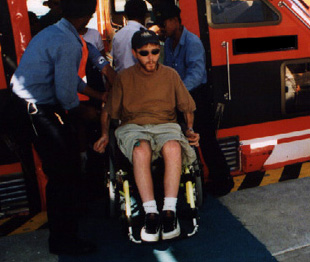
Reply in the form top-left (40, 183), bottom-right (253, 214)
top-left (115, 123), bottom-right (196, 165)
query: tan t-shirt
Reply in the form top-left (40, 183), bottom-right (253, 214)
top-left (105, 63), bottom-right (196, 125)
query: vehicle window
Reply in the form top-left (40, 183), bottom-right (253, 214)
top-left (283, 61), bottom-right (310, 114)
top-left (208, 0), bottom-right (280, 26)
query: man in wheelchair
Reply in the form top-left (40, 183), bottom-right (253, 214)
top-left (94, 30), bottom-right (200, 242)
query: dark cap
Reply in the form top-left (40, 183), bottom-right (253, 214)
top-left (61, 0), bottom-right (97, 18)
top-left (43, 0), bottom-right (60, 6)
top-left (154, 3), bottom-right (181, 26)
top-left (131, 30), bottom-right (160, 50)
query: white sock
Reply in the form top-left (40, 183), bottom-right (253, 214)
top-left (143, 200), bottom-right (159, 214)
top-left (162, 197), bottom-right (177, 212)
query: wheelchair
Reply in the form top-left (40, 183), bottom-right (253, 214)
top-left (106, 121), bottom-right (204, 243)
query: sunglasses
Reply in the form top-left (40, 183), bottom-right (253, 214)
top-left (138, 49), bottom-right (160, 56)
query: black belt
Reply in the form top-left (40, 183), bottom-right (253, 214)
top-left (11, 93), bottom-right (64, 115)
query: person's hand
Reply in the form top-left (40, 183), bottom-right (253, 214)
top-left (185, 128), bottom-right (200, 147)
top-left (101, 91), bottom-right (109, 103)
top-left (93, 133), bottom-right (109, 153)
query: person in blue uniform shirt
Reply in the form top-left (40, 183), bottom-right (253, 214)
top-left (111, 0), bottom-right (148, 72)
top-left (155, 2), bottom-right (234, 196)
top-left (10, 0), bottom-right (115, 255)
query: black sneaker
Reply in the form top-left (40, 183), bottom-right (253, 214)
top-left (140, 213), bottom-right (160, 242)
top-left (49, 236), bottom-right (96, 256)
top-left (161, 210), bottom-right (180, 240)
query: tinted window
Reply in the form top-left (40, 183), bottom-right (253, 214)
top-left (209, 0), bottom-right (279, 25)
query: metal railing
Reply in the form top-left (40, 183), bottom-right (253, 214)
top-left (279, 0), bottom-right (310, 30)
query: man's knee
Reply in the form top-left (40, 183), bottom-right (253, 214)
top-left (162, 140), bottom-right (181, 155)
top-left (132, 140), bottom-right (151, 158)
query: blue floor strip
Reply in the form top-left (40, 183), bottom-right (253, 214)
top-left (59, 195), bottom-right (277, 262)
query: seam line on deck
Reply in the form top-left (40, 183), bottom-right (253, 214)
top-left (272, 243), bottom-right (310, 256)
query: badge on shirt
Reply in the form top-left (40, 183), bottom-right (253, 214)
top-left (98, 56), bottom-right (105, 64)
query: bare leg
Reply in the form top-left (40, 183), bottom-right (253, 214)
top-left (162, 140), bottom-right (182, 198)
top-left (132, 140), bottom-right (154, 203)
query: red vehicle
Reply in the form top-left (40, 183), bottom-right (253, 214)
top-left (178, 0), bottom-right (310, 174)
top-left (0, 0), bottom-right (41, 217)
top-left (1, 0), bottom-right (310, 216)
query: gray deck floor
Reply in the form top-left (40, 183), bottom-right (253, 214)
top-left (219, 177), bottom-right (310, 262)
top-left (1, 177), bottom-right (310, 262)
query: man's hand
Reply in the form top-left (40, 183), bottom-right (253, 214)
top-left (101, 91), bottom-right (109, 103)
top-left (93, 133), bottom-right (109, 153)
top-left (185, 129), bottom-right (200, 147)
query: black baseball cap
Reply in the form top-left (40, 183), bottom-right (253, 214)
top-left (131, 30), bottom-right (160, 50)
top-left (61, 0), bottom-right (97, 18)
top-left (154, 2), bottom-right (181, 26)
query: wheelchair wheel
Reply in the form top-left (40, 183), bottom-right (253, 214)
top-left (108, 155), bottom-right (120, 218)
top-left (109, 179), bottom-right (117, 217)
top-left (195, 175), bottom-right (203, 208)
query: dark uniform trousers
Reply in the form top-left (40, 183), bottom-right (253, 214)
top-left (14, 95), bottom-right (82, 241)
top-left (190, 84), bottom-right (234, 196)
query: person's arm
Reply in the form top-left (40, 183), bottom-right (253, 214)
top-left (182, 40), bottom-right (206, 91)
top-left (81, 85), bottom-right (109, 102)
top-left (174, 73), bottom-right (200, 146)
top-left (183, 111), bottom-right (200, 147)
top-left (93, 109), bottom-right (111, 153)
top-left (101, 64), bottom-right (116, 89)
top-left (87, 43), bottom-right (116, 87)
top-left (94, 74), bottom-right (123, 153)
